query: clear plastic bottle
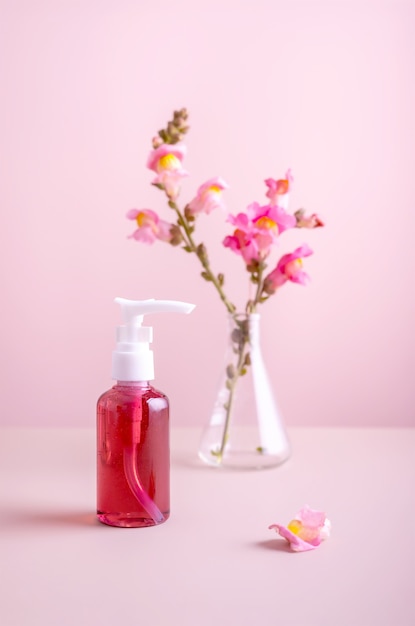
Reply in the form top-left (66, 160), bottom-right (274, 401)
top-left (96, 298), bottom-right (194, 528)
top-left (97, 381), bottom-right (169, 528)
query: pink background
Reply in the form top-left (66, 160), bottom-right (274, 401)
top-left (1, 0), bottom-right (414, 428)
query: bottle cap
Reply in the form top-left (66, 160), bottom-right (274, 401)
top-left (112, 298), bottom-right (195, 381)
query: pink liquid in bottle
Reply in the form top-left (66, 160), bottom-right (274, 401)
top-left (97, 381), bottom-right (170, 528)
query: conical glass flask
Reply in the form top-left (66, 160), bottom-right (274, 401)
top-left (198, 313), bottom-right (291, 469)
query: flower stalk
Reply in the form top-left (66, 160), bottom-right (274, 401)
top-left (168, 199), bottom-right (236, 315)
top-left (212, 315), bottom-right (251, 462)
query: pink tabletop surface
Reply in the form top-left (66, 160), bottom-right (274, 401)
top-left (0, 427), bottom-right (414, 626)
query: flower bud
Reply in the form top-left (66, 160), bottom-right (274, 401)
top-left (152, 135), bottom-right (163, 149)
top-left (196, 243), bottom-right (208, 263)
top-left (169, 224), bottom-right (183, 246)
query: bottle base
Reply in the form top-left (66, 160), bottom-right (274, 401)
top-left (97, 511), bottom-right (170, 528)
top-left (198, 448), bottom-right (290, 470)
top-left (198, 425), bottom-right (291, 470)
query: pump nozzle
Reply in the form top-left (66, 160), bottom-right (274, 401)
top-left (115, 297), bottom-right (195, 326)
top-left (112, 297), bottom-right (195, 382)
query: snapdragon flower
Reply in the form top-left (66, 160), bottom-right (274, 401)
top-left (223, 202), bottom-right (296, 265)
top-left (187, 177), bottom-right (228, 216)
top-left (246, 201), bottom-right (296, 237)
top-left (126, 208), bottom-right (181, 245)
top-left (263, 244), bottom-right (313, 293)
top-left (146, 143), bottom-right (188, 200)
top-left (222, 221), bottom-right (262, 264)
top-left (295, 208), bottom-right (325, 229)
top-left (264, 169), bottom-right (294, 209)
top-left (269, 505), bottom-right (331, 552)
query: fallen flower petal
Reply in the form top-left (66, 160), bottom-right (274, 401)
top-left (269, 505), bottom-right (330, 552)
top-left (269, 523), bottom-right (319, 552)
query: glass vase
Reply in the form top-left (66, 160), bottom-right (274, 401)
top-left (198, 313), bottom-right (291, 469)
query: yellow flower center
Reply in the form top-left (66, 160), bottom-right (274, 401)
top-left (287, 520), bottom-right (303, 535)
top-left (285, 258), bottom-right (303, 277)
top-left (255, 216), bottom-right (278, 232)
top-left (157, 153), bottom-right (181, 172)
top-left (208, 185), bottom-right (222, 193)
top-left (136, 212), bottom-right (147, 226)
top-left (287, 519), bottom-right (319, 543)
top-left (135, 211), bottom-right (157, 232)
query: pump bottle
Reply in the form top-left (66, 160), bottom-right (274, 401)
top-left (97, 297), bottom-right (195, 528)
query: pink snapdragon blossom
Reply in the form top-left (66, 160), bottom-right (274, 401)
top-left (147, 143), bottom-right (187, 173)
top-left (295, 208), bottom-right (325, 229)
top-left (263, 244), bottom-right (313, 293)
top-left (265, 169), bottom-right (294, 209)
top-left (146, 143), bottom-right (188, 200)
top-left (187, 177), bottom-right (228, 216)
top-left (223, 202), bottom-right (296, 265)
top-left (223, 226), bottom-right (260, 265)
top-left (269, 506), bottom-right (331, 552)
top-left (246, 202), bottom-right (296, 237)
top-left (223, 212), bottom-right (273, 265)
top-left (127, 208), bottom-right (175, 244)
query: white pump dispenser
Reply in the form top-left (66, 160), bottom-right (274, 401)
top-left (112, 297), bottom-right (195, 382)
